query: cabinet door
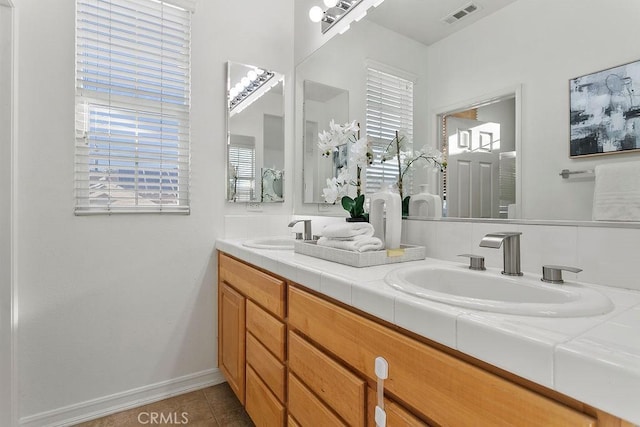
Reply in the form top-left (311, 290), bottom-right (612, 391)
top-left (288, 286), bottom-right (596, 427)
top-left (367, 387), bottom-right (428, 427)
top-left (219, 282), bottom-right (246, 404)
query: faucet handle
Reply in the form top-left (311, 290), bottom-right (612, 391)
top-left (458, 254), bottom-right (486, 271)
top-left (288, 219), bottom-right (313, 240)
top-left (541, 265), bottom-right (582, 284)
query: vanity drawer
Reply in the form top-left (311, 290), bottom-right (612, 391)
top-left (289, 331), bottom-right (366, 426)
top-left (288, 286), bottom-right (596, 427)
top-left (288, 372), bottom-right (347, 427)
top-left (219, 253), bottom-right (285, 318)
top-left (246, 332), bottom-right (285, 403)
top-left (246, 300), bottom-right (286, 361)
top-left (366, 387), bottom-right (428, 427)
top-left (287, 415), bottom-right (301, 427)
top-left (246, 365), bottom-right (285, 427)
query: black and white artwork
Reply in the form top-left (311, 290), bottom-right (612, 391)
top-left (570, 59), bottom-right (640, 157)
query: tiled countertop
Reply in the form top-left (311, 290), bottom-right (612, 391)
top-left (216, 238), bottom-right (640, 425)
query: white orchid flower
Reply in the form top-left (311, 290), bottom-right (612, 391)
top-left (350, 137), bottom-right (374, 168)
top-left (322, 178), bottom-right (340, 204)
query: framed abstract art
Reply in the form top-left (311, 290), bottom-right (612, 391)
top-left (570, 59), bottom-right (640, 157)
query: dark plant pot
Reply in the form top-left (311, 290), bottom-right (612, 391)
top-left (346, 217), bottom-right (368, 222)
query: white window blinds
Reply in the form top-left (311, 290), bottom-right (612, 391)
top-left (365, 67), bottom-right (414, 195)
top-left (228, 142), bottom-right (256, 203)
top-left (75, 0), bottom-right (193, 214)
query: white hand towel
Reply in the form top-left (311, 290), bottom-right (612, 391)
top-left (592, 161), bottom-right (640, 221)
top-left (317, 235), bottom-right (383, 252)
top-left (321, 222), bottom-right (375, 239)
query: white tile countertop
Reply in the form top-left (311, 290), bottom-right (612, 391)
top-left (216, 238), bottom-right (640, 425)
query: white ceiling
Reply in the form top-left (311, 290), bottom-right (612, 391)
top-left (366, 0), bottom-right (517, 46)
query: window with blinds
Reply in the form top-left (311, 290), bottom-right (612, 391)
top-left (228, 140), bottom-right (256, 203)
top-left (365, 67), bottom-right (414, 195)
top-left (75, 0), bottom-right (193, 214)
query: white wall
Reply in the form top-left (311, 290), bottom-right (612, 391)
top-left (0, 2), bottom-right (14, 425)
top-left (427, 0), bottom-right (640, 220)
top-left (14, 0), bottom-right (293, 423)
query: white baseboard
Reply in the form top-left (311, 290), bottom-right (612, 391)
top-left (20, 368), bottom-right (225, 427)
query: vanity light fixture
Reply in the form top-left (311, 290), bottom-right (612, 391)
top-left (308, 0), bottom-right (364, 34)
top-left (228, 68), bottom-right (277, 116)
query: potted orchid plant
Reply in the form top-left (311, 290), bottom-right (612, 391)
top-left (380, 131), bottom-right (447, 215)
top-left (319, 120), bottom-right (373, 221)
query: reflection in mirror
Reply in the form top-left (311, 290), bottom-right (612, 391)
top-left (226, 62), bottom-right (284, 202)
top-left (439, 95), bottom-right (517, 219)
top-left (295, 0), bottom-right (640, 223)
top-left (302, 80), bottom-right (349, 203)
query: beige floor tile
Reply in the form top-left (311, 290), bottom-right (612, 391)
top-left (74, 388), bottom-right (221, 426)
top-left (213, 407), bottom-right (254, 427)
top-left (203, 383), bottom-right (243, 418)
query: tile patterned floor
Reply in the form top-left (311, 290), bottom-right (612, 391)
top-left (75, 383), bottom-right (254, 427)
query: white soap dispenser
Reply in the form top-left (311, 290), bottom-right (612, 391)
top-left (369, 183), bottom-right (402, 249)
top-left (408, 184), bottom-right (442, 218)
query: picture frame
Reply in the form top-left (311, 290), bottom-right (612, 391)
top-left (569, 59), bottom-right (640, 157)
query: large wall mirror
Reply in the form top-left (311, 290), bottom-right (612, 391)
top-left (226, 62), bottom-right (285, 203)
top-left (295, 0), bottom-right (640, 222)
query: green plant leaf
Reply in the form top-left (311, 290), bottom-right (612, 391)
top-left (353, 194), bottom-right (365, 217)
top-left (341, 196), bottom-right (355, 215)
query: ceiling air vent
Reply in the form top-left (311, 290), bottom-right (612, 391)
top-left (442, 2), bottom-right (480, 24)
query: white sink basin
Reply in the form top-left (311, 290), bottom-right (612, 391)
top-left (385, 265), bottom-right (613, 317)
top-left (242, 236), bottom-right (295, 250)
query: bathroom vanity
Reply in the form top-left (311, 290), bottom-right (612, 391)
top-left (216, 240), bottom-right (638, 426)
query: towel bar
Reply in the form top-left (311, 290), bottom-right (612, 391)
top-left (559, 169), bottom-right (595, 179)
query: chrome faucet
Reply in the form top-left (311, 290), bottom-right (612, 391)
top-left (479, 232), bottom-right (523, 276)
top-left (288, 219), bottom-right (312, 240)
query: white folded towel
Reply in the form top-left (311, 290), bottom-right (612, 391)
top-left (592, 161), bottom-right (640, 221)
top-left (321, 222), bottom-right (374, 239)
top-left (317, 235), bottom-right (383, 252)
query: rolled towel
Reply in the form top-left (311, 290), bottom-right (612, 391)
top-left (317, 235), bottom-right (383, 252)
top-left (321, 222), bottom-right (374, 239)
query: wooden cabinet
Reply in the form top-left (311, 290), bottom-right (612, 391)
top-left (218, 253), bottom-right (286, 426)
top-left (218, 281), bottom-right (245, 404)
top-left (218, 251), bottom-right (630, 427)
top-left (288, 285), bottom-right (597, 427)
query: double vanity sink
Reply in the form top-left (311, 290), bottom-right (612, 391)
top-left (243, 233), bottom-right (614, 318)
top-left (220, 233), bottom-right (640, 424)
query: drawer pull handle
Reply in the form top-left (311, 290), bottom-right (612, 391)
top-left (375, 356), bottom-right (389, 427)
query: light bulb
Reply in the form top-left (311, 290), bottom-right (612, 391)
top-left (323, 0), bottom-right (338, 7)
top-left (309, 6), bottom-right (324, 23)
top-left (256, 69), bottom-right (265, 75)
top-left (241, 77), bottom-right (251, 87)
top-left (229, 87), bottom-right (239, 98)
top-left (248, 70), bottom-right (258, 81)
top-left (234, 83), bottom-right (244, 93)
